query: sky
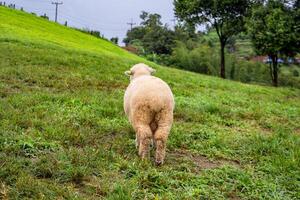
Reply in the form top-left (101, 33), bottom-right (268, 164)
top-left (4, 0), bottom-right (175, 45)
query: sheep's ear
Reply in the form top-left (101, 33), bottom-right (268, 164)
top-left (148, 67), bottom-right (156, 75)
top-left (124, 71), bottom-right (132, 76)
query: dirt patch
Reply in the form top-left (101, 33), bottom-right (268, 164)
top-left (0, 182), bottom-right (9, 200)
top-left (294, 128), bottom-right (300, 136)
top-left (169, 149), bottom-right (241, 171)
top-left (259, 126), bottom-right (273, 135)
top-left (227, 191), bottom-right (241, 200)
top-left (0, 85), bottom-right (22, 98)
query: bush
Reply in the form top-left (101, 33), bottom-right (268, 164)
top-left (293, 69), bottom-right (299, 77)
top-left (280, 74), bottom-right (300, 88)
top-left (231, 60), bottom-right (270, 84)
top-left (171, 41), bottom-right (218, 75)
top-left (144, 39), bottom-right (298, 88)
top-left (170, 41), bottom-right (272, 85)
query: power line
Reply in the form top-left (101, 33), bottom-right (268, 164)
top-left (60, 11), bottom-right (126, 31)
top-left (127, 18), bottom-right (136, 31)
top-left (51, 1), bottom-right (63, 22)
top-left (62, 6), bottom-right (124, 26)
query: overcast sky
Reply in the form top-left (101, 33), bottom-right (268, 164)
top-left (4, 0), bottom-right (175, 45)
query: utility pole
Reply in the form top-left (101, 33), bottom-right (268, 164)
top-left (52, 1), bottom-right (63, 23)
top-left (127, 18), bottom-right (136, 31)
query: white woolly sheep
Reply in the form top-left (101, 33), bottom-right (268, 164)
top-left (124, 63), bottom-right (174, 165)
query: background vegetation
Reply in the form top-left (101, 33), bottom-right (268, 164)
top-left (124, 0), bottom-right (300, 88)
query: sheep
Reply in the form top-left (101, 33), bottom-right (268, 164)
top-left (124, 63), bottom-right (174, 165)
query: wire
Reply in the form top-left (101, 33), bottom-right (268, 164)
top-left (60, 10), bottom-right (126, 31)
top-left (60, 9), bottom-right (125, 27)
top-left (62, 6), bottom-right (124, 25)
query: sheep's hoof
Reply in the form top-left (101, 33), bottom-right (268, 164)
top-left (155, 160), bottom-right (163, 166)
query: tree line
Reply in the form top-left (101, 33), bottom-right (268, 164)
top-left (124, 0), bottom-right (300, 87)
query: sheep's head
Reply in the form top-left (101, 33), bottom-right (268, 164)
top-left (125, 63), bottom-right (156, 81)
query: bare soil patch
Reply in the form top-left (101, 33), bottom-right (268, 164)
top-left (169, 149), bottom-right (241, 171)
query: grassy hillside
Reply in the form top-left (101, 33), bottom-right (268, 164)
top-left (1, 7), bottom-right (300, 200)
top-left (202, 31), bottom-right (255, 58)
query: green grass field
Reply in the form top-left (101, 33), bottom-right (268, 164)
top-left (201, 31), bottom-right (255, 58)
top-left (1, 7), bottom-right (300, 200)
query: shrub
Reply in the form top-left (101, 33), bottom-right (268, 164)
top-left (171, 41), bottom-right (218, 75)
top-left (293, 69), bottom-right (299, 77)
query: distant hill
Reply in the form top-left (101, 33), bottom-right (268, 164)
top-left (1, 6), bottom-right (299, 199)
top-left (201, 30), bottom-right (254, 58)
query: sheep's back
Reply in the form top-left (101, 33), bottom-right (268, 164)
top-left (124, 76), bottom-right (174, 115)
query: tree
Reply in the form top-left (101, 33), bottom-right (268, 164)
top-left (123, 11), bottom-right (175, 55)
top-left (173, 23), bottom-right (197, 42)
top-left (142, 26), bottom-right (175, 54)
top-left (292, 0), bottom-right (300, 53)
top-left (110, 37), bottom-right (119, 45)
top-left (140, 11), bottom-right (163, 27)
top-left (123, 26), bottom-right (147, 46)
top-left (174, 0), bottom-right (251, 78)
top-left (247, 0), bottom-right (299, 86)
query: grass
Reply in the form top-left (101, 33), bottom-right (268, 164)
top-left (201, 31), bottom-right (255, 58)
top-left (1, 6), bottom-right (300, 200)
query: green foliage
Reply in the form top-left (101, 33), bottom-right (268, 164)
top-left (171, 41), bottom-right (218, 75)
top-left (129, 39), bottom-right (145, 55)
top-left (174, 0), bottom-right (252, 78)
top-left (124, 12), bottom-right (175, 55)
top-left (247, 4), bottom-right (296, 56)
top-left (0, 6), bottom-right (300, 200)
top-left (122, 7), bottom-right (299, 87)
top-left (123, 27), bottom-right (147, 46)
top-left (140, 11), bottom-right (163, 27)
top-left (110, 37), bottom-right (119, 45)
top-left (231, 59), bottom-right (271, 84)
top-left (169, 39), bottom-right (277, 86)
top-left (142, 26), bottom-right (175, 55)
top-left (293, 69), bottom-right (299, 77)
top-left (247, 0), bottom-right (300, 86)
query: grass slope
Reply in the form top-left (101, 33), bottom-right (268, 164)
top-left (1, 7), bottom-right (300, 200)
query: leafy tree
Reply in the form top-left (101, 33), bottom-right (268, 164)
top-left (173, 23), bottom-right (197, 42)
top-left (174, 0), bottom-right (251, 78)
top-left (110, 37), bottom-right (119, 45)
top-left (140, 11), bottom-right (163, 27)
top-left (123, 27), bottom-right (147, 46)
top-left (171, 41), bottom-right (217, 75)
top-left (247, 0), bottom-right (299, 86)
top-left (90, 30), bottom-right (101, 38)
top-left (123, 11), bottom-right (175, 55)
top-left (292, 0), bottom-right (300, 53)
top-left (143, 26), bottom-right (175, 54)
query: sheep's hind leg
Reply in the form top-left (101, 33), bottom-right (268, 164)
top-left (154, 126), bottom-right (170, 166)
top-left (150, 122), bottom-right (157, 148)
top-left (154, 109), bottom-right (172, 166)
top-left (135, 133), bottom-right (140, 149)
top-left (136, 125), bottom-right (152, 160)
